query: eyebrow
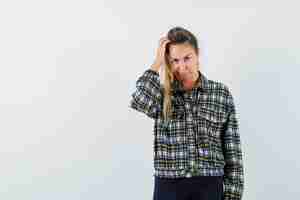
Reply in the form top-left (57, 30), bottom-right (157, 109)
top-left (170, 53), bottom-right (193, 60)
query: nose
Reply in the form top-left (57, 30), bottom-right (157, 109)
top-left (177, 62), bottom-right (188, 73)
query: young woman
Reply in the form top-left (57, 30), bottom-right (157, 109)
top-left (129, 26), bottom-right (244, 200)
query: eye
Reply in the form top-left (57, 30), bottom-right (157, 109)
top-left (172, 59), bottom-right (179, 64)
top-left (184, 57), bottom-right (190, 61)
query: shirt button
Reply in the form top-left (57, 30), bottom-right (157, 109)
top-left (190, 160), bottom-right (195, 167)
top-left (185, 171), bottom-right (192, 178)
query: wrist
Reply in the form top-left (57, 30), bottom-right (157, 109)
top-left (150, 64), bottom-right (160, 73)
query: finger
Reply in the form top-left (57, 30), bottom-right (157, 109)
top-left (159, 39), bottom-right (166, 46)
top-left (159, 37), bottom-right (169, 45)
top-left (162, 41), bottom-right (169, 49)
top-left (159, 37), bottom-right (166, 43)
top-left (163, 39), bottom-right (170, 45)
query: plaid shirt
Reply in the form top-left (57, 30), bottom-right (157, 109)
top-left (129, 69), bottom-right (244, 200)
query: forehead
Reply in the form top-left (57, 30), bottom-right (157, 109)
top-left (168, 43), bottom-right (196, 59)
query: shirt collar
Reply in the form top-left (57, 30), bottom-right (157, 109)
top-left (171, 70), bottom-right (208, 94)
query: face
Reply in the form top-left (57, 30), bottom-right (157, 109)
top-left (167, 43), bottom-right (199, 88)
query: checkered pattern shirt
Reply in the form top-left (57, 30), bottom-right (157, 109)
top-left (129, 68), bottom-right (244, 200)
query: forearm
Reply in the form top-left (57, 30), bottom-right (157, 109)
top-left (129, 68), bottom-right (163, 119)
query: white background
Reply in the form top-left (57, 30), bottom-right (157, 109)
top-left (0, 1), bottom-right (299, 199)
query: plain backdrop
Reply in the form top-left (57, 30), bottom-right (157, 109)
top-left (0, 1), bottom-right (299, 199)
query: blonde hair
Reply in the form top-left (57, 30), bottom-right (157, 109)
top-left (161, 26), bottom-right (200, 121)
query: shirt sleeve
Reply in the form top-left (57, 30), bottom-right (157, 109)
top-left (222, 87), bottom-right (244, 200)
top-left (129, 69), bottom-right (163, 119)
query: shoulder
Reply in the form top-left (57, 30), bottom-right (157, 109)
top-left (207, 79), bottom-right (231, 96)
top-left (206, 79), bottom-right (236, 109)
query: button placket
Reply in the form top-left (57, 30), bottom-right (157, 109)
top-left (183, 97), bottom-right (199, 177)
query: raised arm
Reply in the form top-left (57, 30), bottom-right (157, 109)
top-left (129, 36), bottom-right (170, 119)
top-left (129, 68), bottom-right (163, 119)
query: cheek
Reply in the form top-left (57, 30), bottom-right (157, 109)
top-left (189, 63), bottom-right (198, 71)
top-left (186, 66), bottom-right (194, 73)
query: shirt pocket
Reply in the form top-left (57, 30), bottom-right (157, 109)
top-left (195, 106), bottom-right (227, 164)
top-left (195, 106), bottom-right (227, 140)
top-left (170, 96), bottom-right (186, 120)
top-left (170, 106), bottom-right (185, 120)
top-left (156, 117), bottom-right (188, 170)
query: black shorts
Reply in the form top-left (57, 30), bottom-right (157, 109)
top-left (153, 175), bottom-right (223, 200)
